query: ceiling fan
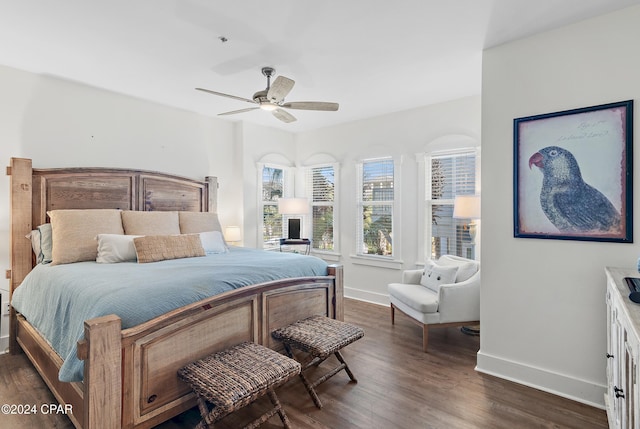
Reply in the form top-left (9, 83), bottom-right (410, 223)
top-left (196, 67), bottom-right (339, 123)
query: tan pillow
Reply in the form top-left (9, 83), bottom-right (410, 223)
top-left (121, 211), bottom-right (180, 235)
top-left (133, 234), bottom-right (205, 263)
top-left (48, 209), bottom-right (124, 265)
top-left (179, 212), bottom-right (223, 234)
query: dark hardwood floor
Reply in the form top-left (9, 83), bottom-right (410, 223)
top-left (0, 299), bottom-right (607, 428)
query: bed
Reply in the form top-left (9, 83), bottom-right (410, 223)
top-left (7, 157), bottom-right (344, 429)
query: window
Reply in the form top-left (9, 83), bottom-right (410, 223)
top-left (356, 158), bottom-right (394, 257)
top-left (426, 150), bottom-right (478, 259)
top-left (305, 164), bottom-right (337, 252)
top-left (260, 165), bottom-right (287, 249)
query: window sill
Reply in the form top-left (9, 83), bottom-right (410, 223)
top-left (350, 254), bottom-right (404, 270)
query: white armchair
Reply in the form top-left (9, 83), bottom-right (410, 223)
top-left (388, 255), bottom-right (480, 352)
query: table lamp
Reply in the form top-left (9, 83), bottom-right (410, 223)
top-left (224, 226), bottom-right (242, 245)
top-left (453, 194), bottom-right (481, 243)
top-left (277, 198), bottom-right (309, 240)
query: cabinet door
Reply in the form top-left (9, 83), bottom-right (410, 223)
top-left (625, 330), bottom-right (639, 428)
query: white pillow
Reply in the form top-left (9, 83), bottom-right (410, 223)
top-left (420, 259), bottom-right (459, 293)
top-left (96, 234), bottom-right (141, 263)
top-left (199, 231), bottom-right (228, 254)
top-left (437, 257), bottom-right (478, 282)
top-left (25, 224), bottom-right (54, 264)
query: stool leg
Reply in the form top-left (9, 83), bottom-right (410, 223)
top-left (335, 351), bottom-right (357, 382)
top-left (267, 389), bottom-right (293, 429)
top-left (195, 397), bottom-right (215, 429)
top-left (284, 343), bottom-right (323, 409)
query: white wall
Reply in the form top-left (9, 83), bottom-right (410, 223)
top-left (479, 5), bottom-right (640, 407)
top-left (295, 96), bottom-right (481, 303)
top-left (0, 65), bottom-right (245, 351)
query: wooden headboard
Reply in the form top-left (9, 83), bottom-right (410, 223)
top-left (7, 157), bottom-right (218, 296)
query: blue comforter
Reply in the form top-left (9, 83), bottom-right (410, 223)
top-left (11, 247), bottom-right (328, 382)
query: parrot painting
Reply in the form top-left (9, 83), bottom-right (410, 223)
top-left (528, 146), bottom-right (620, 234)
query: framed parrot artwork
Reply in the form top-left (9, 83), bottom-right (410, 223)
top-left (514, 100), bottom-right (633, 243)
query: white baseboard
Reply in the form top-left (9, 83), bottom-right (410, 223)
top-left (476, 350), bottom-right (606, 409)
top-left (344, 286), bottom-right (389, 307)
top-left (0, 335), bottom-right (8, 355)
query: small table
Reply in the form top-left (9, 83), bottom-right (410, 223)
top-left (279, 238), bottom-right (311, 255)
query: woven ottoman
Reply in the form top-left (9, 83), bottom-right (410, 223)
top-left (271, 315), bottom-right (364, 408)
top-left (178, 341), bottom-right (300, 429)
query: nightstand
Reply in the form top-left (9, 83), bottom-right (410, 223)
top-left (279, 238), bottom-right (311, 255)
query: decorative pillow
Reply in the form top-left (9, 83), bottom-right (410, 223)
top-left (121, 211), bottom-right (180, 235)
top-left (199, 231), bottom-right (228, 254)
top-left (96, 234), bottom-right (141, 263)
top-left (179, 212), bottom-right (223, 234)
top-left (25, 223), bottom-right (53, 264)
top-left (437, 257), bottom-right (478, 282)
top-left (420, 260), bottom-right (459, 293)
top-left (38, 223), bottom-right (53, 264)
top-left (48, 209), bottom-right (124, 265)
top-left (133, 234), bottom-right (205, 263)
top-left (26, 229), bottom-right (43, 263)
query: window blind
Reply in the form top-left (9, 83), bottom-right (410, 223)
top-left (306, 165), bottom-right (335, 250)
top-left (427, 151), bottom-right (477, 259)
top-left (357, 159), bottom-right (394, 257)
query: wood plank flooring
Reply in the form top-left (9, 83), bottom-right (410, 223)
top-left (0, 298), bottom-right (607, 428)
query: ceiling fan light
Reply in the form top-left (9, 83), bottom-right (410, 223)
top-left (260, 102), bottom-right (278, 111)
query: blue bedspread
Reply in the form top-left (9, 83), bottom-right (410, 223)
top-left (11, 247), bottom-right (328, 382)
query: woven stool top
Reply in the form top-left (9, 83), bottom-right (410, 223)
top-left (272, 315), bottom-right (364, 358)
top-left (178, 342), bottom-right (300, 417)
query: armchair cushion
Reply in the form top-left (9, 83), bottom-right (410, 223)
top-left (388, 283), bottom-right (439, 313)
top-left (420, 260), bottom-right (458, 293)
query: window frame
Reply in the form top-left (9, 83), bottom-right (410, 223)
top-left (257, 162), bottom-right (293, 250)
top-left (422, 147), bottom-right (480, 261)
top-left (303, 162), bottom-right (340, 258)
top-left (352, 156), bottom-right (402, 268)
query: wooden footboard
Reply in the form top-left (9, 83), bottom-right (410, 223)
top-left (17, 267), bottom-right (343, 429)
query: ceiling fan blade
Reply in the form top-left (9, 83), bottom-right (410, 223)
top-left (218, 107), bottom-right (260, 116)
top-left (196, 88), bottom-right (256, 104)
top-left (267, 76), bottom-right (295, 103)
top-left (281, 101), bottom-right (339, 111)
top-left (272, 108), bottom-right (297, 123)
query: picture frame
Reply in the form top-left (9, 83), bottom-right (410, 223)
top-left (513, 100), bottom-right (633, 243)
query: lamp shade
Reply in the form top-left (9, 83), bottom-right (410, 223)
top-left (224, 226), bottom-right (242, 242)
top-left (277, 198), bottom-right (310, 215)
top-left (453, 195), bottom-right (481, 219)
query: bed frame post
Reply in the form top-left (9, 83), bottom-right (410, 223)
top-left (82, 315), bottom-right (122, 429)
top-left (205, 176), bottom-right (218, 213)
top-left (328, 265), bottom-right (344, 321)
top-left (8, 157), bottom-right (33, 354)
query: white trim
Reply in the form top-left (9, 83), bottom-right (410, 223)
top-left (476, 350), bottom-right (606, 409)
top-left (349, 254), bottom-right (404, 270)
top-left (344, 287), bottom-right (389, 306)
top-left (0, 334), bottom-right (8, 354)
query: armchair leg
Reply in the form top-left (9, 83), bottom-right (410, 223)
top-left (422, 324), bottom-right (429, 352)
top-left (390, 304), bottom-right (395, 325)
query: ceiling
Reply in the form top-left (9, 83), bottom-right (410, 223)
top-left (1, 0), bottom-right (639, 133)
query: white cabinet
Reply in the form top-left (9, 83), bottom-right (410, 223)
top-left (606, 267), bottom-right (640, 429)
